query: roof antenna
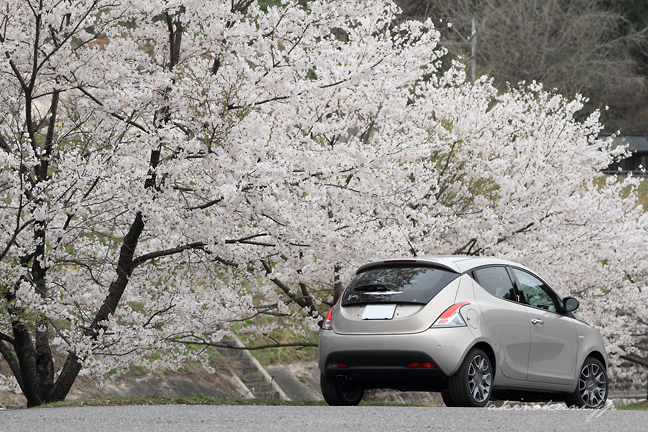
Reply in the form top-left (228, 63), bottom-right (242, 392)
top-left (398, 223), bottom-right (418, 257)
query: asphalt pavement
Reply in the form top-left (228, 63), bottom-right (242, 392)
top-left (0, 404), bottom-right (646, 432)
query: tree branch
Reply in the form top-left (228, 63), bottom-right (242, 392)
top-left (0, 217), bottom-right (36, 262)
top-left (132, 242), bottom-right (206, 268)
top-left (132, 235), bottom-right (277, 269)
top-left (0, 331), bottom-right (14, 345)
top-left (453, 238), bottom-right (478, 255)
top-left (225, 234), bottom-right (275, 247)
top-left (47, 318), bottom-right (72, 347)
top-left (621, 353), bottom-right (648, 368)
top-left (261, 260), bottom-right (309, 309)
top-left (142, 304), bottom-right (176, 328)
top-left (171, 338), bottom-right (318, 350)
top-left (76, 86), bottom-right (148, 133)
top-left (0, 339), bottom-right (23, 390)
top-left (496, 222), bottom-right (535, 245)
top-left (187, 197), bottom-right (223, 210)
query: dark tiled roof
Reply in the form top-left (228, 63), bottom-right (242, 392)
top-left (609, 135), bottom-right (648, 153)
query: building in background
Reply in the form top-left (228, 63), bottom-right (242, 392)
top-left (602, 134), bottom-right (648, 176)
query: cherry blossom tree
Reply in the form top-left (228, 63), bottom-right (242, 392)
top-left (0, 0), bottom-right (446, 406)
top-left (0, 0), bottom-right (647, 407)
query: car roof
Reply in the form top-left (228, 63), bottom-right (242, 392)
top-left (356, 255), bottom-right (532, 274)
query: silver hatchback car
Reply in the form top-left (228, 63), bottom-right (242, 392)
top-left (319, 256), bottom-right (608, 408)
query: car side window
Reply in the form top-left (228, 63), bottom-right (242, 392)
top-left (473, 267), bottom-right (517, 301)
top-left (512, 268), bottom-right (559, 313)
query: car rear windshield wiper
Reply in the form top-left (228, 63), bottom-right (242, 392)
top-left (353, 284), bottom-right (390, 292)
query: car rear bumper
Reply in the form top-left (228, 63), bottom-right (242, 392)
top-left (323, 349), bottom-right (444, 383)
top-left (318, 326), bottom-right (476, 382)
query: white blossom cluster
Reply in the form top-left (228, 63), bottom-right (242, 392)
top-left (0, 0), bottom-right (646, 398)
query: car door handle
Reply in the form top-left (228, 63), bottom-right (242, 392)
top-left (531, 318), bottom-right (544, 326)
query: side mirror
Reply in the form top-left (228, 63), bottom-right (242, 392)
top-left (563, 297), bottom-right (579, 312)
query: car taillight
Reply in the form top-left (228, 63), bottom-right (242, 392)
top-left (323, 307), bottom-right (333, 330)
top-left (431, 302), bottom-right (470, 328)
top-left (406, 362), bottom-right (435, 368)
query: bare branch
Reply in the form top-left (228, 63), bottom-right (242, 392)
top-left (132, 242), bottom-right (206, 268)
top-left (225, 233), bottom-right (272, 245)
top-left (621, 353), bottom-right (648, 368)
top-left (495, 222), bottom-right (535, 245)
top-left (214, 255), bottom-right (239, 268)
top-left (187, 197), bottom-right (223, 210)
top-left (453, 238), bottom-right (478, 255)
top-left (171, 337), bottom-right (318, 350)
top-left (261, 213), bottom-right (287, 227)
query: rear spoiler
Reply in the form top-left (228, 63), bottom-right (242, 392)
top-left (356, 259), bottom-right (460, 274)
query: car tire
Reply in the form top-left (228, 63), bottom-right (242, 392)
top-left (564, 357), bottom-right (608, 409)
top-left (320, 374), bottom-right (364, 406)
top-left (448, 348), bottom-right (493, 407)
top-left (441, 391), bottom-right (458, 407)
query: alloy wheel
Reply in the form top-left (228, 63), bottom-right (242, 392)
top-left (468, 354), bottom-right (492, 403)
top-left (578, 363), bottom-right (606, 408)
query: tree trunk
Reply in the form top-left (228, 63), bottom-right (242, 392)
top-left (1, 7), bottom-right (183, 407)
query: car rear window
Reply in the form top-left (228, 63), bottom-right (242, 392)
top-left (341, 264), bottom-right (460, 306)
